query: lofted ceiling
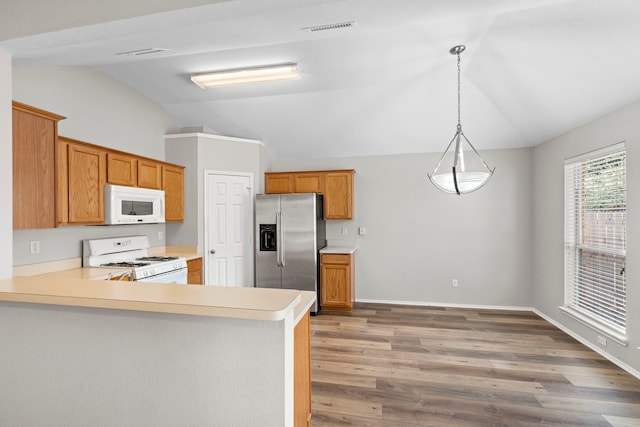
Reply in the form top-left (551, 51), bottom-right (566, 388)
top-left (2, 0), bottom-right (640, 159)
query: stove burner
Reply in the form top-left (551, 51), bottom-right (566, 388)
top-left (101, 261), bottom-right (151, 268)
top-left (136, 256), bottom-right (180, 262)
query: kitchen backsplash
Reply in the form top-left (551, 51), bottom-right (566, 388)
top-left (13, 223), bottom-right (165, 267)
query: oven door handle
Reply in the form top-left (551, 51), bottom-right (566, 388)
top-left (134, 267), bottom-right (188, 284)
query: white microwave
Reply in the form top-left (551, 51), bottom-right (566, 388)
top-left (104, 184), bottom-right (165, 225)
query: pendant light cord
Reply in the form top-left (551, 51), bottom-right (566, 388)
top-left (456, 50), bottom-right (461, 130)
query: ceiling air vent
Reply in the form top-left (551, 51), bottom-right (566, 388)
top-left (302, 21), bottom-right (356, 33)
top-left (116, 48), bottom-right (169, 57)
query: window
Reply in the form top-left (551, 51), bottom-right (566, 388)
top-left (564, 143), bottom-right (627, 341)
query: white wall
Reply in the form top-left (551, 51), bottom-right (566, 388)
top-left (165, 133), bottom-right (264, 252)
top-left (272, 147), bottom-right (533, 308)
top-left (532, 100), bottom-right (640, 374)
top-left (0, 50), bottom-right (12, 279)
top-left (0, 301), bottom-right (291, 426)
top-left (13, 66), bottom-right (175, 158)
top-left (165, 134), bottom-right (199, 249)
top-left (12, 66), bottom-right (178, 266)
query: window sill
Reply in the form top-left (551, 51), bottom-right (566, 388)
top-left (559, 306), bottom-right (629, 346)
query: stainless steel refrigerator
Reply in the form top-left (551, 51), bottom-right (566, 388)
top-left (254, 193), bottom-right (326, 313)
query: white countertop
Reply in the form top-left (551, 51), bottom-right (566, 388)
top-left (0, 275), bottom-right (308, 321)
top-left (320, 245), bottom-right (357, 254)
top-left (148, 245), bottom-right (202, 261)
top-left (8, 246), bottom-right (314, 323)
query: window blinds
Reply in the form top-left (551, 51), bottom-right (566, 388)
top-left (564, 143), bottom-right (626, 333)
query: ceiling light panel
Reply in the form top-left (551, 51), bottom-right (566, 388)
top-left (191, 64), bottom-right (301, 89)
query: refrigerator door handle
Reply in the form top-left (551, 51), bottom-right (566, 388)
top-left (279, 212), bottom-right (286, 267)
top-left (276, 213), bottom-right (282, 267)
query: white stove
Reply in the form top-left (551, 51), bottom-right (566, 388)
top-left (82, 236), bottom-right (188, 283)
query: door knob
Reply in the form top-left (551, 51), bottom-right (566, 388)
top-left (210, 249), bottom-right (216, 254)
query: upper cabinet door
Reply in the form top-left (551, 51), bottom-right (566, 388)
top-left (137, 159), bottom-right (163, 189)
top-left (294, 172), bottom-right (325, 194)
top-left (107, 153), bottom-right (138, 186)
top-left (12, 102), bottom-right (65, 230)
top-left (324, 171), bottom-right (355, 220)
top-left (265, 173), bottom-right (294, 194)
top-left (66, 141), bottom-right (106, 224)
top-left (163, 164), bottom-right (185, 222)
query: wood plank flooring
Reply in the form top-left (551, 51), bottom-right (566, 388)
top-left (310, 303), bottom-right (640, 427)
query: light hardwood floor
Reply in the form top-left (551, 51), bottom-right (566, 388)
top-left (310, 303), bottom-right (640, 427)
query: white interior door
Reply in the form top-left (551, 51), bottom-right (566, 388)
top-left (204, 172), bottom-right (253, 286)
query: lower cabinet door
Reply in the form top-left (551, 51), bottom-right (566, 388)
top-left (320, 253), bottom-right (353, 311)
top-left (187, 258), bottom-right (203, 285)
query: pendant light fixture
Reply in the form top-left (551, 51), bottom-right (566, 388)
top-left (427, 45), bottom-right (495, 195)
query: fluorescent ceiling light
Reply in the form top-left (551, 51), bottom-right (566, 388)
top-left (191, 64), bottom-right (301, 89)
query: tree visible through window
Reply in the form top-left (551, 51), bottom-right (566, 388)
top-left (564, 144), bottom-right (626, 335)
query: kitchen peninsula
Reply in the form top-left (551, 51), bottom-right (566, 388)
top-left (0, 276), bottom-right (314, 426)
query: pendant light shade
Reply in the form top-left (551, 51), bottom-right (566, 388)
top-left (427, 45), bottom-right (495, 195)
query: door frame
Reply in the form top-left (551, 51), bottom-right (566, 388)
top-left (203, 170), bottom-right (254, 286)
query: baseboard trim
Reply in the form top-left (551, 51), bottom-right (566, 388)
top-left (355, 298), bottom-right (532, 312)
top-left (533, 308), bottom-right (640, 381)
top-left (354, 298), bottom-right (640, 380)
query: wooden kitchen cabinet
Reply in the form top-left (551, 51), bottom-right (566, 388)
top-left (107, 152), bottom-right (138, 186)
top-left (57, 137), bottom-right (106, 225)
top-left (107, 152), bottom-right (184, 222)
top-left (324, 170), bottom-right (354, 220)
top-left (13, 100), bottom-right (185, 227)
top-left (294, 172), bottom-right (324, 194)
top-left (265, 172), bottom-right (294, 194)
top-left (137, 159), bottom-right (163, 190)
top-left (12, 101), bottom-right (65, 229)
top-left (294, 309), bottom-right (312, 427)
top-left (187, 257), bottom-right (203, 285)
top-left (320, 253), bottom-right (355, 311)
top-left (60, 144), bottom-right (184, 225)
top-left (265, 169), bottom-right (355, 220)
top-left (163, 164), bottom-right (185, 222)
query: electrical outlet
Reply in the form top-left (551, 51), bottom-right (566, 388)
top-left (29, 240), bottom-right (40, 254)
top-left (597, 335), bottom-right (607, 347)
top-left (358, 226), bottom-right (367, 235)
top-left (341, 226), bottom-right (348, 235)
top-left (157, 231), bottom-right (163, 240)
top-left (452, 279), bottom-right (458, 288)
